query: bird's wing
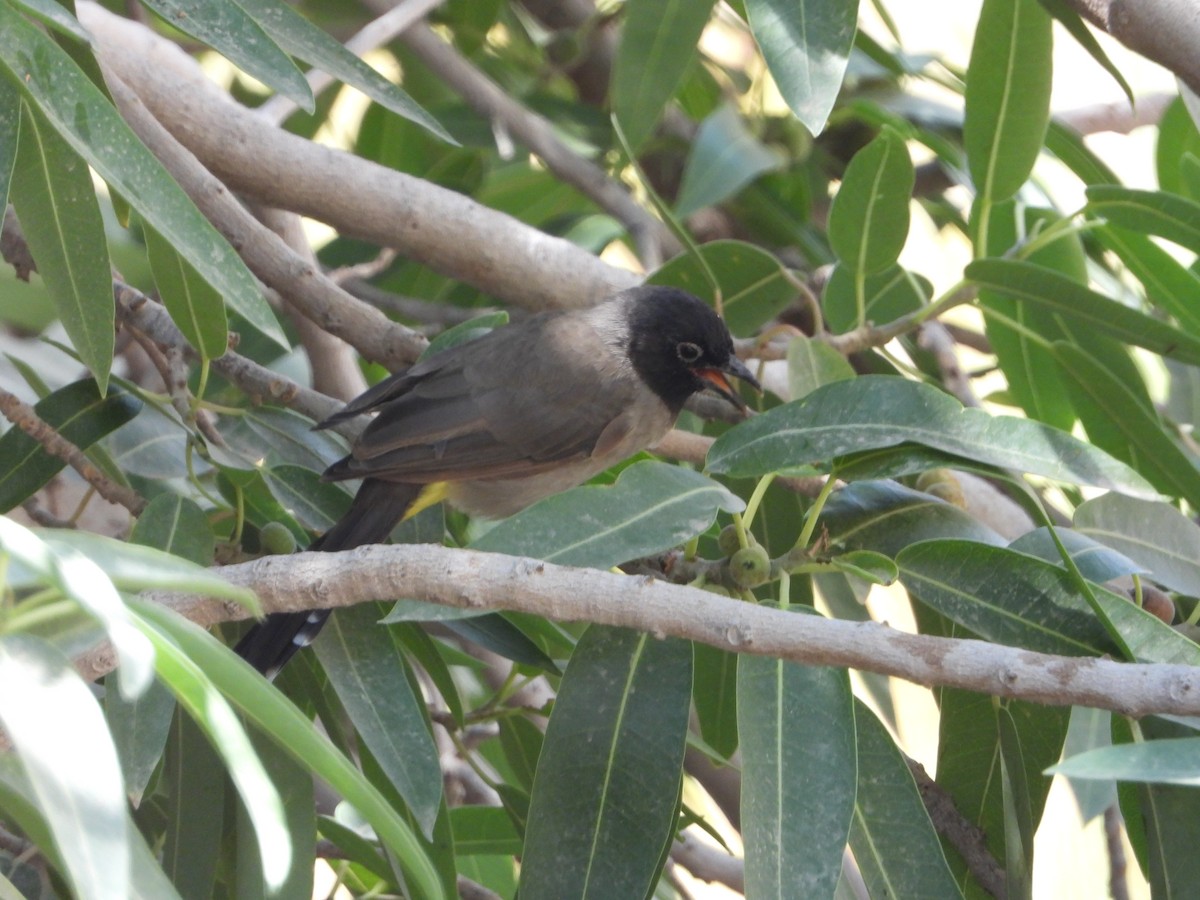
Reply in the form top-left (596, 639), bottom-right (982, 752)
top-left (323, 316), bottom-right (644, 484)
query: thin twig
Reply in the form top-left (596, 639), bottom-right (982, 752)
top-left (0, 387), bottom-right (147, 516)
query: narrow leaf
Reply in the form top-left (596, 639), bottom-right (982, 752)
top-left (0, 11), bottom-right (285, 348)
top-left (0, 379), bottom-right (140, 512)
top-left (1075, 493), bottom-right (1200, 596)
top-left (129, 494), bottom-right (215, 566)
top-left (1087, 185), bottom-right (1200, 255)
top-left (473, 460), bottom-right (743, 569)
top-left (144, 226), bottom-right (228, 360)
top-left (0, 635), bottom-right (129, 900)
top-left (896, 539), bottom-right (1118, 657)
top-left (968, 258), bottom-right (1200, 366)
top-left (828, 128), bottom-right (914, 275)
top-left (236, 0), bottom-right (453, 141)
top-left (9, 101), bottom-right (113, 388)
top-left (1052, 342), bottom-right (1200, 509)
top-left (850, 699), bottom-right (962, 899)
top-left (707, 375), bottom-right (1154, 498)
top-left (139, 0), bottom-right (311, 111)
top-left (315, 603), bottom-right (443, 837)
top-left (521, 627), bottom-right (691, 900)
top-left (129, 600), bottom-right (445, 900)
top-left (745, 0), bottom-right (858, 135)
top-left (964, 0), bottom-right (1052, 203)
top-left (1052, 738), bottom-right (1200, 786)
top-left (0, 74), bottom-right (18, 208)
top-left (786, 334), bottom-right (854, 401)
top-left (676, 104), bottom-right (784, 217)
top-left (739, 629), bottom-right (856, 898)
top-left (612, 0), bottom-right (717, 149)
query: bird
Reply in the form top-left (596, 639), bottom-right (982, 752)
top-left (235, 285), bottom-right (760, 677)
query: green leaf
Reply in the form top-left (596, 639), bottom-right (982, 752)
top-left (707, 376), bottom-right (1154, 498)
top-left (692, 641), bottom-right (739, 759)
top-left (262, 464), bottom-right (349, 532)
top-left (234, 0), bottom-right (453, 142)
top-left (0, 378), bottom-right (140, 511)
top-left (935, 691), bottom-right (1067, 895)
top-left (786, 334), bottom-right (854, 400)
top-left (472, 460), bottom-right (743, 569)
top-left (822, 262), bottom-right (928, 334)
top-left (162, 709), bottom-right (225, 898)
top-left (1093, 225), bottom-right (1200, 336)
top-left (827, 128), bottom-right (914, 275)
top-left (1052, 737), bottom-right (1200, 786)
top-left (9, 101), bottom-right (113, 389)
top-left (498, 715), bottom-right (544, 792)
top-left (675, 104), bottom-right (785, 218)
top-left (739, 624), bottom-right (856, 898)
top-left (612, 0), bottom-right (717, 149)
top-left (896, 540), bottom-right (1118, 657)
top-left (144, 226), bottom-right (228, 360)
top-left (831, 549), bottom-right (897, 585)
top-left (648, 239), bottom-right (795, 336)
top-left (964, 0), bottom-right (1052, 203)
top-left (1, 519), bottom-right (156, 699)
top-left (745, 0), bottom-right (858, 135)
top-left (820, 480), bottom-right (1007, 558)
top-left (130, 600), bottom-right (445, 900)
top-left (133, 616), bottom-right (292, 892)
top-left (1156, 98), bottom-right (1200, 197)
top-left (314, 603), bottom-right (444, 838)
top-left (0, 11), bottom-right (285, 349)
top-left (968, 258), bottom-right (1200, 366)
top-left (850, 699), bottom-right (962, 899)
top-left (10, 0), bottom-right (92, 44)
top-left (976, 202), bottom-right (1076, 431)
top-left (139, 0), bottom-right (311, 111)
top-left (0, 73), bottom-right (18, 209)
top-left (235, 728), bottom-right (315, 900)
top-left (0, 635), bottom-right (129, 900)
top-left (521, 627), bottom-right (691, 900)
top-left (215, 406), bottom-right (345, 472)
top-left (1086, 185), bottom-right (1200, 255)
top-left (1036, 0), bottom-right (1133, 106)
top-left (450, 806), bottom-right (522, 856)
top-left (1061, 705), bottom-right (1116, 823)
top-left (38, 528), bottom-right (255, 609)
top-left (998, 705), bottom-right (1034, 897)
top-left (1119, 717), bottom-right (1200, 897)
top-left (129, 494), bottom-right (216, 567)
top-left (105, 679), bottom-right (175, 805)
top-left (1075, 494), bottom-right (1200, 596)
top-left (1051, 342), bottom-right (1200, 508)
top-left (438, 614), bottom-right (561, 673)
top-left (1044, 120), bottom-right (1119, 186)
top-left (1007, 527), bottom-right (1145, 584)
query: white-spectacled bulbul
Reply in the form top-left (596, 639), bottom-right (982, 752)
top-left (235, 285), bottom-right (760, 676)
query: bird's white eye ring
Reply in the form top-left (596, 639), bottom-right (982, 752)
top-left (677, 341), bottom-right (703, 363)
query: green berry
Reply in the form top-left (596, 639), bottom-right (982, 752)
top-left (730, 545), bottom-right (771, 589)
top-left (259, 521), bottom-right (297, 555)
top-left (717, 524), bottom-right (742, 556)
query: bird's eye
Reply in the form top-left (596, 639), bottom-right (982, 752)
top-left (676, 341), bottom-right (703, 364)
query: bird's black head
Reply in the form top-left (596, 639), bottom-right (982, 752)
top-left (622, 286), bottom-right (761, 413)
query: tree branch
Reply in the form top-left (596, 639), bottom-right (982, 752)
top-left (1062, 0), bottom-right (1200, 96)
top-left (100, 544), bottom-right (1200, 718)
top-left (77, 2), bottom-right (640, 313)
top-left (395, 19), bottom-right (681, 264)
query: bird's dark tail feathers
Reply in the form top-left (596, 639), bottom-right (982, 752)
top-left (234, 479), bottom-right (421, 678)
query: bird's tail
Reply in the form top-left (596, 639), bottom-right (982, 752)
top-left (234, 479), bottom-right (421, 677)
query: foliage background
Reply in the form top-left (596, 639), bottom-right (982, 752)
top-left (2, 0), bottom-right (1200, 898)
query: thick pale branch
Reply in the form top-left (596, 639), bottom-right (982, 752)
top-left (1064, 0), bottom-right (1200, 96)
top-left (77, 2), bottom-right (639, 313)
top-left (140, 544), bottom-right (1200, 718)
